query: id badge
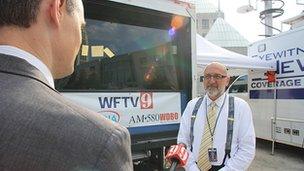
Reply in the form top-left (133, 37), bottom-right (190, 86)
top-left (208, 148), bottom-right (218, 162)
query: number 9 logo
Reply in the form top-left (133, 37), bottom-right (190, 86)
top-left (140, 92), bottom-right (153, 109)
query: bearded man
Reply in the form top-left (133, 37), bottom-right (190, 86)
top-left (176, 62), bottom-right (255, 171)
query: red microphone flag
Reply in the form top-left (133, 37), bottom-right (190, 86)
top-left (165, 144), bottom-right (189, 167)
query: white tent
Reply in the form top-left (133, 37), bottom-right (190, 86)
top-left (196, 34), bottom-right (273, 70)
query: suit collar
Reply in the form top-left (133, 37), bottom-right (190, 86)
top-left (0, 45), bottom-right (54, 88)
top-left (0, 53), bottom-right (57, 92)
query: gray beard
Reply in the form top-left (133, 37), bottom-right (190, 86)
top-left (205, 87), bottom-right (225, 99)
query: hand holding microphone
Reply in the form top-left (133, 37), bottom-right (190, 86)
top-left (165, 144), bottom-right (189, 170)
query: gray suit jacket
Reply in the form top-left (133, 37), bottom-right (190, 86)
top-left (0, 54), bottom-right (133, 171)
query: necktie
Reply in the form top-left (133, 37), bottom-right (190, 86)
top-left (197, 102), bottom-right (217, 171)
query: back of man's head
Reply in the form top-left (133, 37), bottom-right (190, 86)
top-left (0, 0), bottom-right (85, 79)
top-left (0, 0), bottom-right (76, 28)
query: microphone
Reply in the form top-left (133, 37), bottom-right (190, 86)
top-left (165, 144), bottom-right (189, 171)
top-left (169, 160), bottom-right (178, 171)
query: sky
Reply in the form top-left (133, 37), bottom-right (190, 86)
top-left (207, 0), bottom-right (304, 43)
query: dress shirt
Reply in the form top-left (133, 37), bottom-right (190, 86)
top-left (0, 45), bottom-right (54, 88)
top-left (177, 93), bottom-right (255, 171)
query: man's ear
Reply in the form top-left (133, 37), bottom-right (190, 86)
top-left (49, 0), bottom-right (65, 27)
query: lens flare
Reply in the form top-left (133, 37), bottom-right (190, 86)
top-left (168, 27), bottom-right (176, 36)
top-left (171, 16), bottom-right (184, 30)
top-left (144, 65), bottom-right (155, 82)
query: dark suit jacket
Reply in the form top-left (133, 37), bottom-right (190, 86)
top-left (0, 54), bottom-right (133, 171)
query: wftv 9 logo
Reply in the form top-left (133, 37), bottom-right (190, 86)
top-left (140, 92), bottom-right (153, 109)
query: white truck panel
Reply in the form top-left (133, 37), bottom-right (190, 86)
top-left (247, 26), bottom-right (304, 148)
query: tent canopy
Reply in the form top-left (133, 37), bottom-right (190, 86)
top-left (196, 34), bottom-right (273, 70)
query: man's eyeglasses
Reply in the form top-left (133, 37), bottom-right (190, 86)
top-left (204, 74), bottom-right (227, 80)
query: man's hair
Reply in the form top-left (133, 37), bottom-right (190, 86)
top-left (0, 0), bottom-right (76, 28)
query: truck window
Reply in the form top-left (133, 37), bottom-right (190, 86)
top-left (229, 75), bottom-right (248, 93)
top-left (55, 4), bottom-right (191, 95)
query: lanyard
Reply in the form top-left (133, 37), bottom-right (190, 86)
top-left (205, 94), bottom-right (227, 142)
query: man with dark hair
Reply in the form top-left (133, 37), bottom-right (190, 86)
top-left (0, 0), bottom-right (133, 170)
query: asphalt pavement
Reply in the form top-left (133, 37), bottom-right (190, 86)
top-left (248, 139), bottom-right (304, 171)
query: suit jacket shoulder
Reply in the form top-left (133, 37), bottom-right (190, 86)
top-left (0, 54), bottom-right (133, 171)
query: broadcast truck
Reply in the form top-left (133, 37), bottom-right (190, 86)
top-left (55, 0), bottom-right (197, 169)
top-left (230, 24), bottom-right (304, 148)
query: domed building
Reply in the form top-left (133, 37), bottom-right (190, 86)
top-left (195, 0), bottom-right (249, 55)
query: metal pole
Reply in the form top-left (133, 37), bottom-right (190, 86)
top-left (217, 0), bottom-right (221, 18)
top-left (218, 0), bottom-right (220, 12)
top-left (264, 0), bottom-right (273, 37)
top-left (271, 80), bottom-right (277, 155)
